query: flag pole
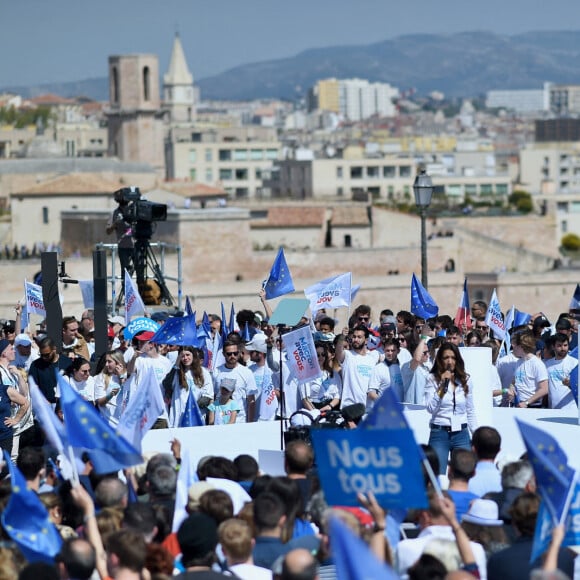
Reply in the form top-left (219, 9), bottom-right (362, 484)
top-left (66, 445), bottom-right (80, 487)
top-left (559, 471), bottom-right (578, 526)
top-left (422, 457), bottom-right (443, 498)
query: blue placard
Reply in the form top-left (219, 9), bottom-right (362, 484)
top-left (310, 428), bottom-right (428, 509)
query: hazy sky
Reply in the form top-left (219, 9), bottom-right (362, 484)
top-left (3, 0), bottom-right (580, 87)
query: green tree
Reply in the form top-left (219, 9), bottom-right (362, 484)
top-left (561, 233), bottom-right (580, 252)
top-left (508, 189), bottom-right (533, 213)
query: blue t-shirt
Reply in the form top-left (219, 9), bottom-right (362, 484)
top-left (447, 489), bottom-right (480, 522)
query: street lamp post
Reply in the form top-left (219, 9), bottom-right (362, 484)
top-left (413, 169), bottom-right (434, 289)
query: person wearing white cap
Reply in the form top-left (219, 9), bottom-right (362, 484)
top-left (246, 334), bottom-right (278, 421)
top-left (14, 333), bottom-right (38, 371)
top-left (460, 499), bottom-right (508, 559)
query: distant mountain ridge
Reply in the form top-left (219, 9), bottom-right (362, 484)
top-left (4, 30), bottom-right (580, 102)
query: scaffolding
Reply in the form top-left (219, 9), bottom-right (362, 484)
top-left (95, 242), bottom-right (183, 315)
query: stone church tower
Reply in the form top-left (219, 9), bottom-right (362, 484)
top-left (163, 33), bottom-right (195, 123)
top-left (107, 54), bottom-right (165, 174)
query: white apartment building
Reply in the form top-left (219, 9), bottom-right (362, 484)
top-left (486, 83), bottom-right (551, 113)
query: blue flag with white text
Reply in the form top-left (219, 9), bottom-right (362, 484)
top-left (410, 273), bottom-right (438, 319)
top-left (1, 450), bottom-right (62, 563)
top-left (263, 247), bottom-right (295, 299)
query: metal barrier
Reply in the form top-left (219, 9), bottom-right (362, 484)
top-left (95, 242), bottom-right (183, 314)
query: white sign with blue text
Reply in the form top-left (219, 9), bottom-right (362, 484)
top-left (311, 428), bottom-right (428, 509)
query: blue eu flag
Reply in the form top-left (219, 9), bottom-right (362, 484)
top-left (1, 450), bottom-right (62, 563)
top-left (410, 273), bottom-right (438, 319)
top-left (58, 373), bottom-right (142, 474)
top-left (263, 247), bottom-right (295, 300)
top-left (185, 296), bottom-right (194, 316)
top-left (516, 419), bottom-right (576, 524)
top-left (179, 390), bottom-right (205, 428)
top-left (150, 314), bottom-right (200, 347)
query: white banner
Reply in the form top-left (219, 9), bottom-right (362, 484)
top-left (117, 364), bottom-right (164, 452)
top-left (304, 272), bottom-right (352, 312)
top-left (485, 288), bottom-right (506, 341)
top-left (283, 325), bottom-right (322, 383)
top-left (24, 280), bottom-right (45, 317)
top-left (125, 270), bottom-right (147, 324)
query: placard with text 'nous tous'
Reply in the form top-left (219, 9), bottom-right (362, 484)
top-left (311, 428), bottom-right (428, 509)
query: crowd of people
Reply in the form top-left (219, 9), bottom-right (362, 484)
top-left (0, 291), bottom-right (576, 579)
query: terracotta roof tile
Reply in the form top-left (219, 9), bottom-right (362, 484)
top-left (331, 206), bottom-right (370, 226)
top-left (18, 174), bottom-right (121, 195)
top-left (29, 94), bottom-right (76, 106)
top-left (161, 182), bottom-right (226, 198)
top-left (265, 206), bottom-right (326, 227)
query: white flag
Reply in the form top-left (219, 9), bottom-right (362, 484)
top-left (78, 280), bottom-right (94, 309)
top-left (283, 325), bottom-right (322, 383)
top-left (485, 288), bottom-right (506, 341)
top-left (24, 280), bottom-right (45, 317)
top-left (116, 364), bottom-right (164, 452)
top-left (304, 272), bottom-right (352, 312)
top-left (125, 270), bottom-right (147, 325)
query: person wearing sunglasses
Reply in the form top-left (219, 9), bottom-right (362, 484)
top-left (212, 339), bottom-right (258, 423)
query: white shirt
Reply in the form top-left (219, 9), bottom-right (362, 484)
top-left (249, 362), bottom-right (278, 421)
top-left (168, 367), bottom-right (214, 427)
top-left (545, 355), bottom-right (577, 410)
top-left (229, 563), bottom-right (272, 580)
top-left (340, 349), bottom-right (380, 408)
top-left (496, 352), bottom-right (519, 389)
top-left (94, 373), bottom-right (128, 427)
top-left (513, 355), bottom-right (548, 402)
top-left (424, 374), bottom-right (478, 433)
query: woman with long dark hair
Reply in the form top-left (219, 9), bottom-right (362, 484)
top-left (63, 357), bottom-right (95, 403)
top-left (168, 347), bottom-right (213, 427)
top-left (424, 342), bottom-right (477, 474)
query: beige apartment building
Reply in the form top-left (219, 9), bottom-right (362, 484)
top-left (166, 127), bottom-right (281, 198)
top-left (520, 142), bottom-right (580, 244)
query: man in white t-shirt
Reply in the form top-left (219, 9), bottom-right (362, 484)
top-left (545, 332), bottom-right (577, 410)
top-left (246, 334), bottom-right (278, 421)
top-left (369, 337), bottom-right (404, 406)
top-left (336, 325), bottom-right (379, 409)
top-left (213, 340), bottom-right (258, 423)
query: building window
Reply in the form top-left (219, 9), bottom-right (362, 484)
top-left (255, 168), bottom-right (262, 180)
top-left (480, 184), bottom-right (493, 196)
top-left (233, 149), bottom-right (248, 161)
top-left (495, 184), bottom-right (508, 195)
top-left (336, 166), bottom-right (343, 178)
top-left (235, 188), bottom-right (249, 198)
top-left (383, 166), bottom-right (395, 178)
top-left (350, 166), bottom-right (363, 179)
top-left (235, 168), bottom-right (248, 180)
top-left (219, 149), bottom-right (231, 161)
top-left (557, 202), bottom-right (569, 212)
top-left (465, 184), bottom-right (477, 196)
top-left (562, 220), bottom-right (568, 233)
top-left (143, 66), bottom-right (150, 101)
top-left (189, 150), bottom-right (197, 162)
top-left (189, 169), bottom-right (197, 181)
top-left (191, 133), bottom-right (202, 142)
top-left (42, 207), bottom-right (49, 224)
top-left (205, 148), bottom-right (212, 162)
top-left (265, 149), bottom-right (278, 160)
top-left (387, 186), bottom-right (394, 199)
top-left (368, 186), bottom-right (380, 198)
top-left (205, 169), bottom-right (213, 182)
top-left (344, 234), bottom-right (352, 248)
top-left (367, 166), bottom-right (379, 178)
top-left (219, 169), bottom-right (232, 180)
top-left (399, 166), bottom-right (411, 178)
top-left (337, 187), bottom-right (343, 196)
top-left (250, 149), bottom-right (264, 160)
top-left (66, 140), bottom-right (76, 157)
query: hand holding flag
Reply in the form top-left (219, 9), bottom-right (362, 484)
top-left (454, 278), bottom-right (472, 331)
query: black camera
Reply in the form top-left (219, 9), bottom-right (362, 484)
top-left (113, 187), bottom-right (167, 224)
